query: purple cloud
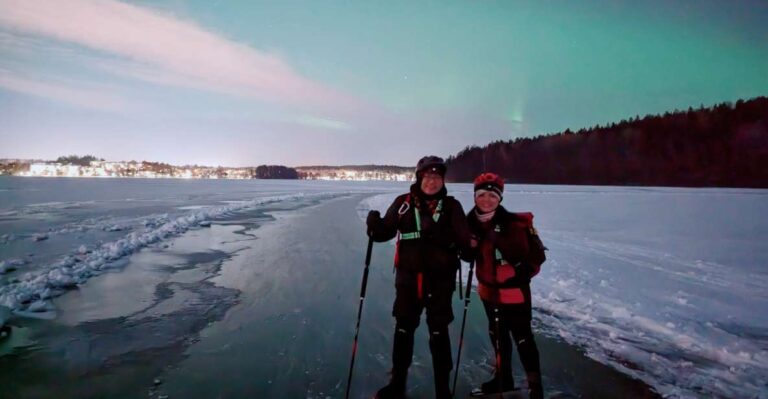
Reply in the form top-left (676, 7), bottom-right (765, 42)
top-left (0, 68), bottom-right (127, 111)
top-left (0, 0), bottom-right (357, 110)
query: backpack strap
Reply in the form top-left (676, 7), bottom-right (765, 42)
top-left (493, 224), bottom-right (510, 266)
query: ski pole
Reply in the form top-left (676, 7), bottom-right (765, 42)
top-left (345, 236), bottom-right (374, 399)
top-left (490, 243), bottom-right (504, 399)
top-left (452, 260), bottom-right (475, 396)
top-left (494, 304), bottom-right (503, 399)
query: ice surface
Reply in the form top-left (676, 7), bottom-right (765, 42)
top-left (360, 184), bottom-right (768, 399)
top-left (0, 192), bottom-right (339, 311)
top-left (0, 259), bottom-right (25, 274)
top-left (2, 178), bottom-right (766, 398)
top-left (0, 178), bottom-right (406, 316)
top-left (0, 305), bottom-right (9, 329)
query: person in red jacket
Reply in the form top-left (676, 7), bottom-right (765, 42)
top-left (467, 172), bottom-right (544, 399)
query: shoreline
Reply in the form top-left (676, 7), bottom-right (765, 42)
top-left (4, 175), bottom-right (768, 191)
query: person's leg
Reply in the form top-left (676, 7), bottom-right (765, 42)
top-left (427, 324), bottom-right (452, 398)
top-left (509, 290), bottom-right (542, 399)
top-left (376, 281), bottom-right (422, 399)
top-left (477, 300), bottom-right (515, 393)
top-left (426, 281), bottom-right (455, 399)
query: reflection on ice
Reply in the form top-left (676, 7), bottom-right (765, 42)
top-left (0, 191), bottom-right (350, 312)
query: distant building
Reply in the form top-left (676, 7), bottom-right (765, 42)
top-left (11, 161), bottom-right (412, 181)
top-left (296, 167), bottom-right (413, 181)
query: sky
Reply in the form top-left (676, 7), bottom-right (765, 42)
top-left (0, 0), bottom-right (766, 167)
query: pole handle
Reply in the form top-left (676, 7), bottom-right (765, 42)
top-left (464, 261), bottom-right (474, 304)
top-left (458, 261), bottom-right (463, 300)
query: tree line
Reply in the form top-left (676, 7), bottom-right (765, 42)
top-left (254, 165), bottom-right (298, 179)
top-left (55, 155), bottom-right (104, 166)
top-left (445, 97), bottom-right (768, 188)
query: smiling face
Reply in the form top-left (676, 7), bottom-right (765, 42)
top-left (420, 171), bottom-right (444, 195)
top-left (475, 191), bottom-right (501, 213)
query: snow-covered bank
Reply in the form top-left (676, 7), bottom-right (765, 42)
top-left (360, 184), bottom-right (768, 399)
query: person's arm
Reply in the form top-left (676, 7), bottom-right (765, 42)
top-left (366, 195), bottom-right (403, 242)
top-left (496, 218), bottom-right (534, 284)
top-left (496, 215), bottom-right (529, 261)
top-left (450, 200), bottom-right (474, 261)
top-left (523, 221), bottom-right (545, 278)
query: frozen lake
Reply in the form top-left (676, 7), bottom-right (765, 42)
top-left (1, 177), bottom-right (766, 398)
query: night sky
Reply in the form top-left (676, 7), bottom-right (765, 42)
top-left (1, 0), bottom-right (766, 166)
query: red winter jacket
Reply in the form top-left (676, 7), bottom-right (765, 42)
top-left (467, 206), bottom-right (540, 304)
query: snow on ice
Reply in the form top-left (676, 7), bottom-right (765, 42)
top-left (361, 185), bottom-right (768, 399)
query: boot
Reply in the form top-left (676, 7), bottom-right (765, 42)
top-left (472, 328), bottom-right (514, 396)
top-left (470, 373), bottom-right (515, 396)
top-left (434, 369), bottom-right (452, 399)
top-left (526, 372), bottom-right (543, 399)
top-left (376, 325), bottom-right (414, 399)
top-left (375, 371), bottom-right (406, 399)
top-left (428, 327), bottom-right (453, 399)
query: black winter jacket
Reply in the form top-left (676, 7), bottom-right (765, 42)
top-left (368, 184), bottom-right (472, 281)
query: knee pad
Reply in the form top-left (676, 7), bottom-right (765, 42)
top-left (428, 326), bottom-right (449, 339)
top-left (395, 322), bottom-right (417, 335)
top-left (511, 325), bottom-right (534, 344)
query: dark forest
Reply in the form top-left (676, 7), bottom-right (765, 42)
top-left (446, 97), bottom-right (768, 188)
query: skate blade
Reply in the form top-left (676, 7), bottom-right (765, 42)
top-left (469, 388), bottom-right (528, 398)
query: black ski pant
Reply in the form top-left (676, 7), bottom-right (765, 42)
top-left (481, 296), bottom-right (541, 379)
top-left (390, 273), bottom-right (454, 379)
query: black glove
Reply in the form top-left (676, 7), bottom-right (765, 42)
top-left (521, 261), bottom-right (533, 278)
top-left (514, 262), bottom-right (533, 285)
top-left (366, 210), bottom-right (381, 235)
top-left (499, 262), bottom-right (531, 288)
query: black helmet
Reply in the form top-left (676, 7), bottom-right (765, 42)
top-left (415, 155), bottom-right (446, 177)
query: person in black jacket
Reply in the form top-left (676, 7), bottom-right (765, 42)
top-left (467, 172), bottom-right (544, 399)
top-left (366, 155), bottom-right (472, 399)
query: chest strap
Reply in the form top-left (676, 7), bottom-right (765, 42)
top-left (399, 198), bottom-right (443, 241)
top-left (494, 224), bottom-right (509, 265)
top-left (395, 196), bottom-right (444, 300)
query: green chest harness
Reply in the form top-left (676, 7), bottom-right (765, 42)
top-left (397, 196), bottom-right (443, 240)
top-left (394, 195), bottom-right (445, 300)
